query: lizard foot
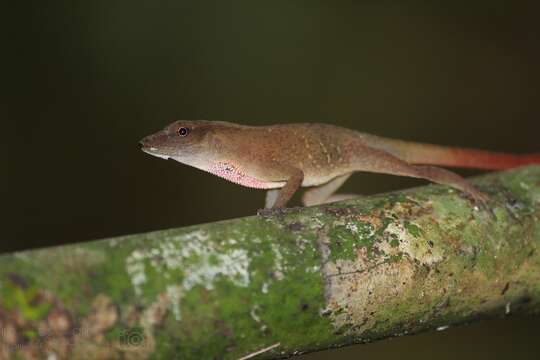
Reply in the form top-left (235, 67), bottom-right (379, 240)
top-left (257, 206), bottom-right (303, 217)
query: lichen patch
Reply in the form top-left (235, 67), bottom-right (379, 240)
top-left (126, 251), bottom-right (147, 296)
top-left (125, 230), bottom-right (251, 301)
top-left (270, 243), bottom-right (285, 281)
top-left (323, 259), bottom-right (416, 333)
top-left (378, 221), bottom-right (443, 266)
top-left (166, 285), bottom-right (183, 321)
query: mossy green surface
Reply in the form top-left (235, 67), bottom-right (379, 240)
top-left (0, 166), bottom-right (539, 359)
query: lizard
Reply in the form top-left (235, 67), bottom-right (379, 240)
top-left (139, 121), bottom-right (540, 209)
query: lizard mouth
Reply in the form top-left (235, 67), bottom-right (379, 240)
top-left (139, 143), bottom-right (171, 160)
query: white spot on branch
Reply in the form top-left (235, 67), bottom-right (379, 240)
top-left (166, 285), bottom-right (183, 321)
top-left (271, 243), bottom-right (285, 280)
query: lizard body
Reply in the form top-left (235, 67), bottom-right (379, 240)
top-left (140, 121), bottom-right (540, 208)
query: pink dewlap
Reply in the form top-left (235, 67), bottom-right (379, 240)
top-left (208, 162), bottom-right (280, 189)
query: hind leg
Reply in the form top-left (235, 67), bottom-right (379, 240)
top-left (408, 165), bottom-right (489, 203)
top-left (265, 189), bottom-right (280, 209)
top-left (354, 148), bottom-right (489, 204)
top-left (302, 173), bottom-right (354, 206)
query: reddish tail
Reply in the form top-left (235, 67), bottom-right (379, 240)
top-left (365, 135), bottom-right (540, 170)
top-left (409, 146), bottom-right (540, 170)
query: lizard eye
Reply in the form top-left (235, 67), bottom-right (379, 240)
top-left (177, 127), bottom-right (189, 137)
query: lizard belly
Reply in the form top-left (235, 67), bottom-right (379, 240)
top-left (208, 162), bottom-right (285, 189)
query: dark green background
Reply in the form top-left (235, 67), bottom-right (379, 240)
top-left (5, 1), bottom-right (540, 359)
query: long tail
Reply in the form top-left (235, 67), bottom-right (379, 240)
top-left (362, 134), bottom-right (540, 170)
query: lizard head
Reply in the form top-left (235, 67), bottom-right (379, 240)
top-left (139, 120), bottom-right (233, 169)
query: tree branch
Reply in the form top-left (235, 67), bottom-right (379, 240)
top-left (1, 166), bottom-right (540, 359)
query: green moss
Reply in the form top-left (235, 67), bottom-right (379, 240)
top-left (388, 254), bottom-right (403, 263)
top-left (105, 326), bottom-right (125, 342)
top-left (326, 221), bottom-right (378, 262)
top-left (22, 329), bottom-right (38, 341)
top-left (150, 326), bottom-right (182, 360)
top-left (208, 253), bottom-right (220, 266)
top-left (432, 195), bottom-right (473, 221)
top-left (499, 167), bottom-right (540, 205)
top-left (1, 281), bottom-right (51, 321)
top-left (85, 242), bottom-right (137, 306)
top-left (327, 225), bottom-right (359, 261)
top-left (534, 222), bottom-right (540, 248)
top-left (404, 221), bottom-right (422, 238)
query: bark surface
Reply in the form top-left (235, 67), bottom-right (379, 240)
top-left (1, 166), bottom-right (540, 359)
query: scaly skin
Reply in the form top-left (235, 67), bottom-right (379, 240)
top-left (139, 121), bottom-right (540, 209)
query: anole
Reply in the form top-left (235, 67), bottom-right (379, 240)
top-left (140, 121), bottom-right (540, 209)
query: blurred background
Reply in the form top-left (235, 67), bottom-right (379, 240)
top-left (5, 1), bottom-right (540, 358)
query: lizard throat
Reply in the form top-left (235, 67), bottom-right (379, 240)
top-left (207, 161), bottom-right (284, 189)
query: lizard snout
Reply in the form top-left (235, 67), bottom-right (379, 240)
top-left (139, 133), bottom-right (160, 149)
top-left (139, 137), bottom-right (149, 149)
top-left (139, 135), bottom-right (159, 152)
top-left (139, 132), bottom-right (173, 160)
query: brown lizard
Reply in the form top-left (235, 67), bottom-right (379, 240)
top-left (140, 121), bottom-right (540, 209)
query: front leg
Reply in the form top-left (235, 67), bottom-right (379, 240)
top-left (269, 168), bottom-right (304, 209)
